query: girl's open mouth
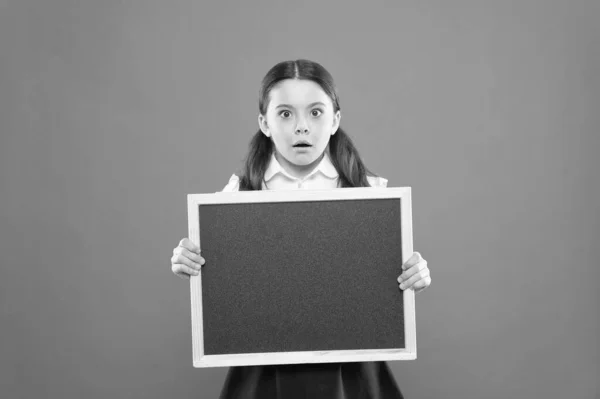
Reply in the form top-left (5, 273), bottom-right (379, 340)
top-left (293, 141), bottom-right (312, 148)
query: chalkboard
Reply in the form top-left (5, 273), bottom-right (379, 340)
top-left (187, 187), bottom-right (416, 368)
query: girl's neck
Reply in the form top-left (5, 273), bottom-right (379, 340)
top-left (274, 149), bottom-right (327, 180)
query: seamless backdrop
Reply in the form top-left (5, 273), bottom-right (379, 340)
top-left (1, 1), bottom-right (598, 398)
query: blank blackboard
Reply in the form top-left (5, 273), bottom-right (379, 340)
top-left (187, 187), bottom-right (416, 367)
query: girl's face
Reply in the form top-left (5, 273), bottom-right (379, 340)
top-left (258, 79), bottom-right (341, 179)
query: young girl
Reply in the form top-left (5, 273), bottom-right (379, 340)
top-left (171, 59), bottom-right (432, 399)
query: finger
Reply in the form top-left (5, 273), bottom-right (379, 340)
top-left (172, 263), bottom-right (200, 277)
top-left (171, 252), bottom-right (203, 271)
top-left (400, 268), bottom-right (430, 290)
top-left (413, 277), bottom-right (431, 293)
top-left (398, 260), bottom-right (427, 282)
top-left (402, 251), bottom-right (422, 270)
top-left (402, 268), bottom-right (430, 290)
top-left (173, 246), bottom-right (205, 266)
top-left (179, 238), bottom-right (201, 254)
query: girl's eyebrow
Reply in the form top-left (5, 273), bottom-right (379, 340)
top-left (275, 102), bottom-right (326, 109)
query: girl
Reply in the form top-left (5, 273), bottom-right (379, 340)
top-left (171, 59), bottom-right (432, 399)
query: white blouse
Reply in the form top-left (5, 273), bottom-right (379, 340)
top-left (221, 151), bottom-right (388, 192)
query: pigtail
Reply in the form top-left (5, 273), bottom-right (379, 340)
top-left (329, 128), bottom-right (377, 188)
top-left (238, 130), bottom-right (273, 191)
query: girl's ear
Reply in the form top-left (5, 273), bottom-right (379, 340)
top-left (258, 114), bottom-right (270, 137)
top-left (331, 110), bottom-right (341, 136)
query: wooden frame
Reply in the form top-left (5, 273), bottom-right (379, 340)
top-left (187, 187), bottom-right (416, 368)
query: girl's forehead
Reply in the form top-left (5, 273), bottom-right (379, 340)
top-left (268, 79), bottom-right (332, 107)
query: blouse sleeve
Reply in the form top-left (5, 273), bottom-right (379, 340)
top-left (367, 175), bottom-right (389, 188)
top-left (219, 174), bottom-right (240, 192)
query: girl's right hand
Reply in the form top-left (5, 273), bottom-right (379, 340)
top-left (171, 238), bottom-right (205, 279)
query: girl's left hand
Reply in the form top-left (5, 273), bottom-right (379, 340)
top-left (397, 252), bottom-right (431, 293)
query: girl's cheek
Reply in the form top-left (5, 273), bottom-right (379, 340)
top-left (277, 118), bottom-right (294, 129)
top-left (312, 123), bottom-right (327, 133)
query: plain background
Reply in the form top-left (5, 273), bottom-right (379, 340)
top-left (1, 1), bottom-right (598, 398)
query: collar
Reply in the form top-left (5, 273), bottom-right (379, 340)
top-left (264, 149), bottom-right (339, 182)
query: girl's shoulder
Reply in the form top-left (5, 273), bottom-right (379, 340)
top-left (367, 175), bottom-right (388, 188)
top-left (220, 174), bottom-right (241, 192)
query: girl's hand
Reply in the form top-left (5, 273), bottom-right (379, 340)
top-left (171, 238), bottom-right (205, 280)
top-left (397, 252), bottom-right (431, 293)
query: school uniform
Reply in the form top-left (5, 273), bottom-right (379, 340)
top-left (217, 151), bottom-right (404, 399)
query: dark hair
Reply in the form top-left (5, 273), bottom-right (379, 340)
top-left (238, 59), bottom-right (377, 190)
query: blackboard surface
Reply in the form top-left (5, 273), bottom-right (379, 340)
top-left (188, 187), bottom-right (416, 367)
top-left (199, 198), bottom-right (404, 355)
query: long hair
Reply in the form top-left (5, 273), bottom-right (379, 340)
top-left (238, 59), bottom-right (377, 191)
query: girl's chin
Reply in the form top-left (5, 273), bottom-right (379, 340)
top-left (290, 152), bottom-right (319, 164)
top-left (277, 148), bottom-right (323, 167)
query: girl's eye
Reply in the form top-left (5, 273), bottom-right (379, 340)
top-left (279, 110), bottom-right (291, 118)
top-left (311, 109), bottom-right (322, 117)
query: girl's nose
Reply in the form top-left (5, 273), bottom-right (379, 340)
top-left (295, 121), bottom-right (309, 134)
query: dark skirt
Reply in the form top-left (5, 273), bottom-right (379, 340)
top-left (219, 361), bottom-right (403, 399)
